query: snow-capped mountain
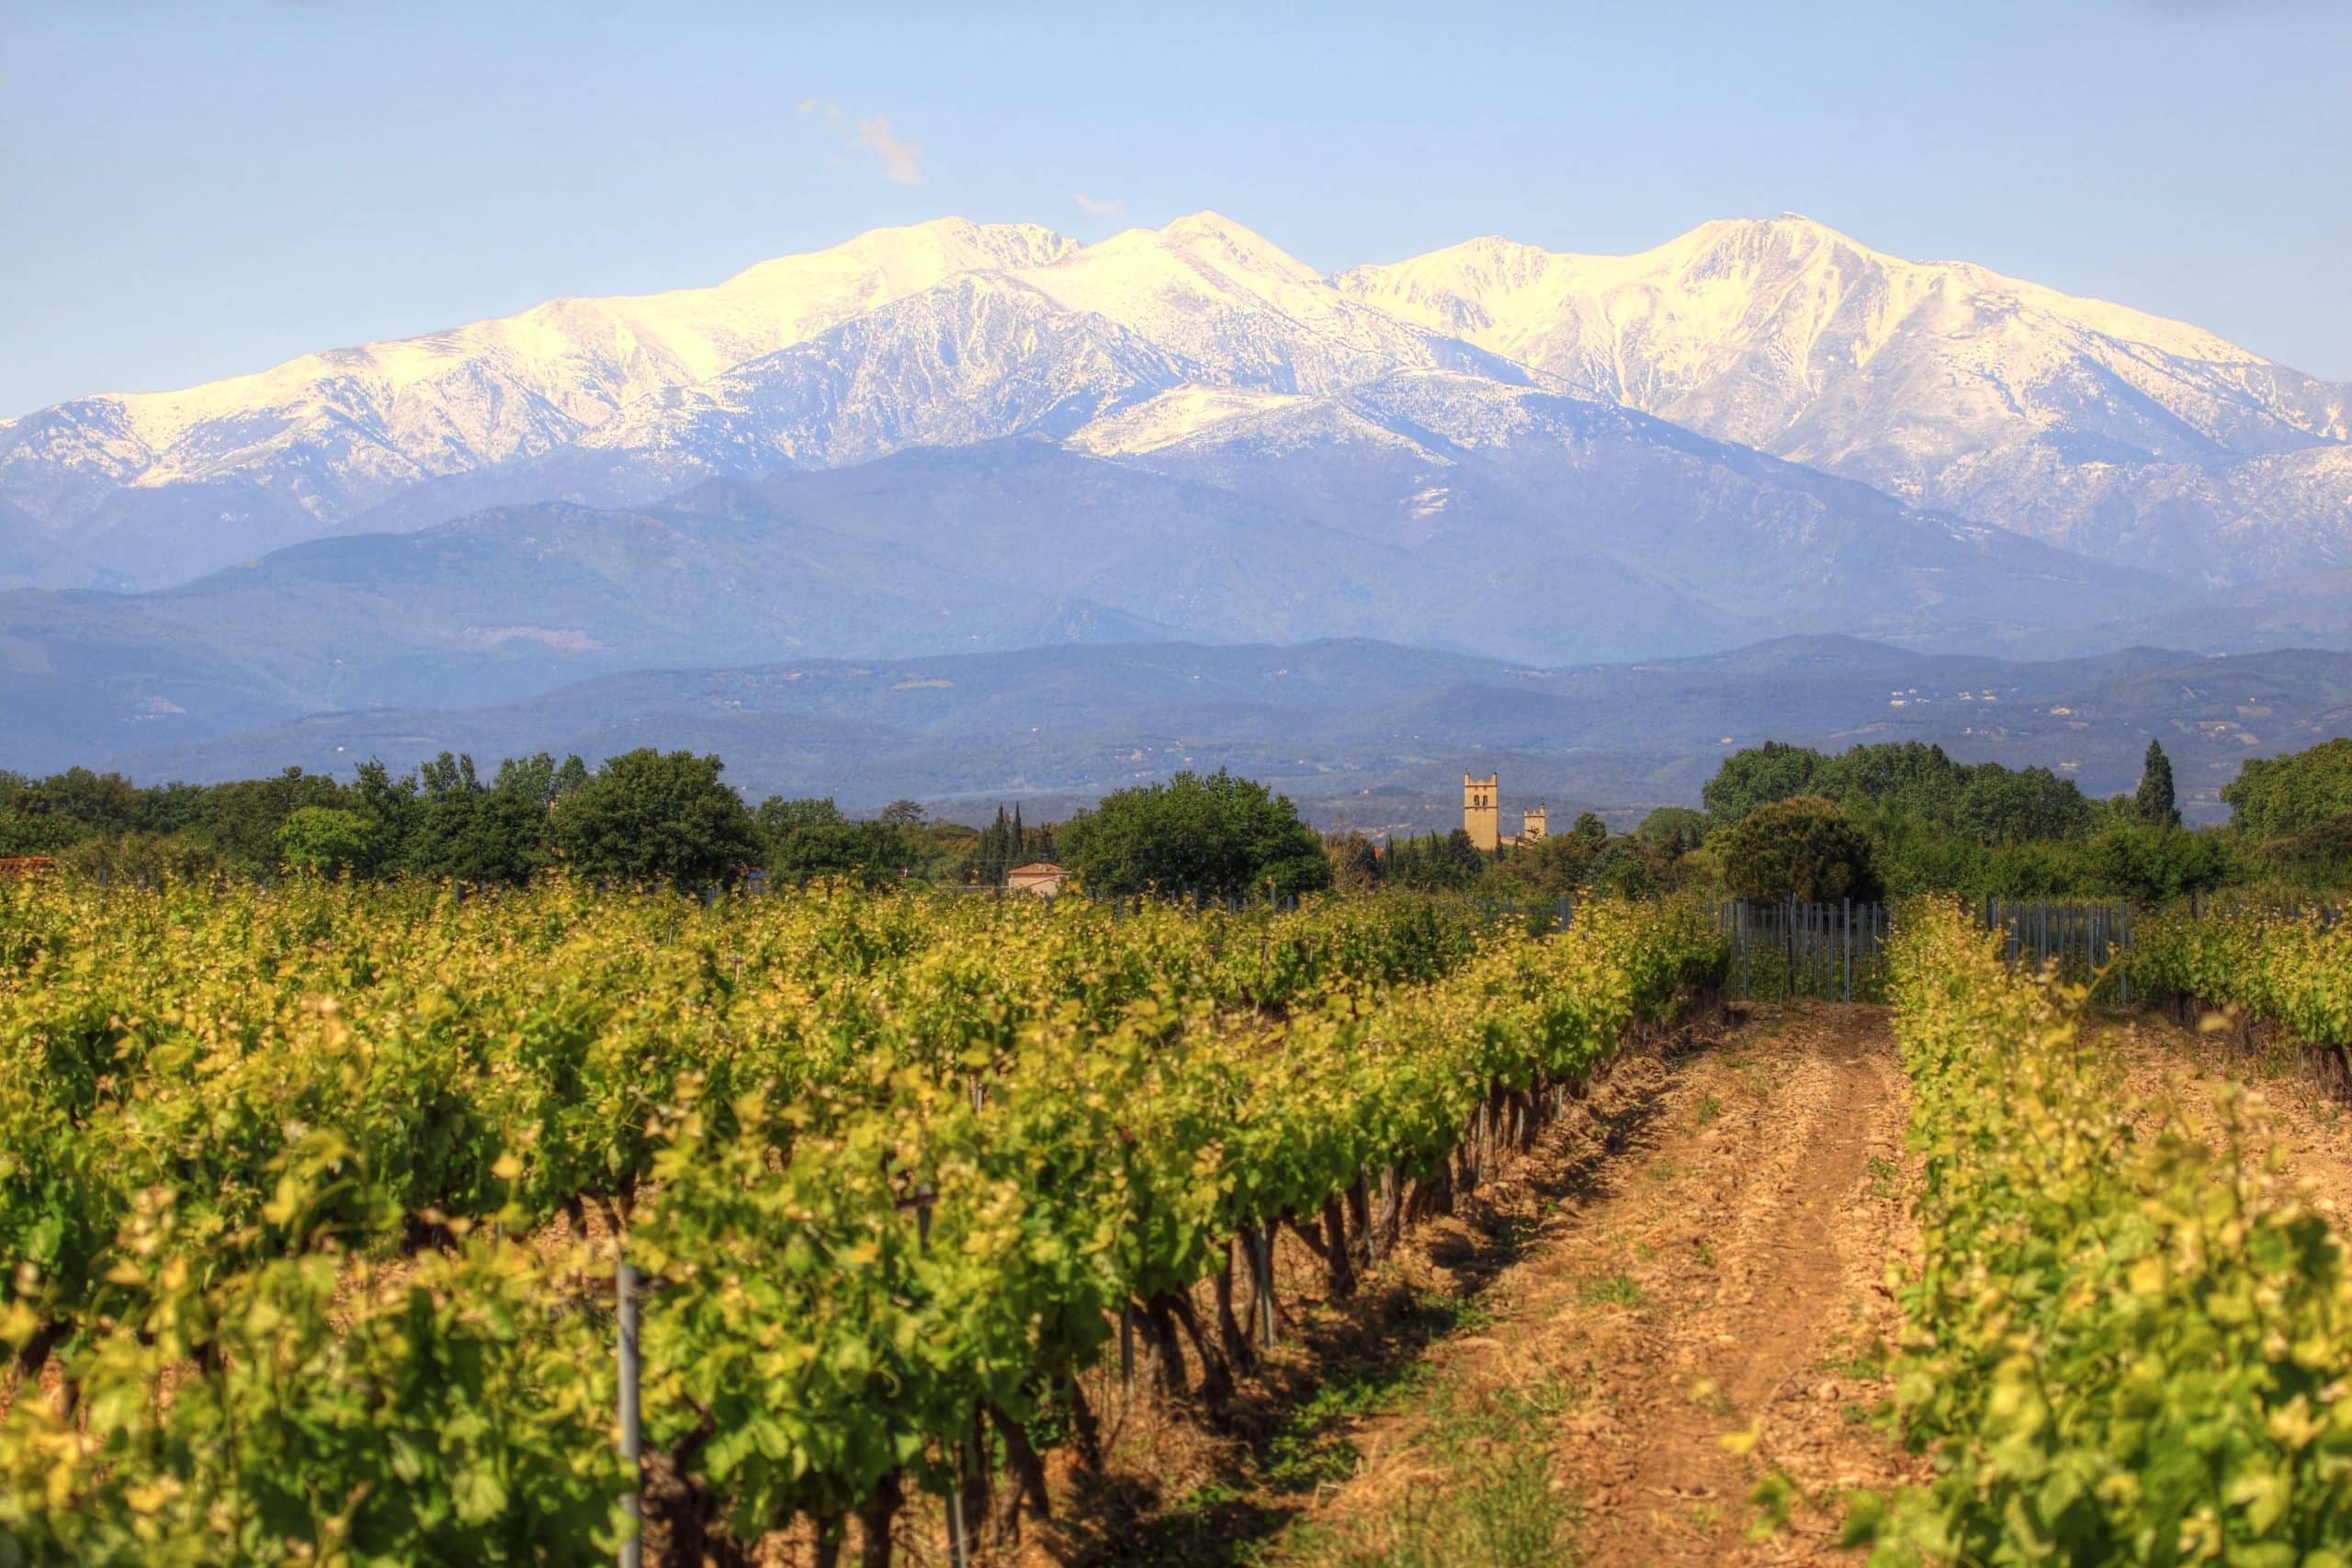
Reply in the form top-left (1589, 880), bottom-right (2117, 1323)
top-left (2, 209), bottom-right (2346, 600)
top-left (0, 218), bottom-right (1074, 583)
top-left (544, 218), bottom-right (1528, 502)
top-left (1335, 216), bottom-right (2352, 583)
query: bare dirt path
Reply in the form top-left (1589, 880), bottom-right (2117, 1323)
top-left (854, 1001), bottom-right (2351, 1567)
top-left (1266, 1003), bottom-right (1927, 1568)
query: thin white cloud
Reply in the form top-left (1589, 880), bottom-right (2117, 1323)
top-left (798, 99), bottom-right (923, 185)
top-left (855, 116), bottom-right (924, 185)
top-left (1073, 193), bottom-right (1122, 216)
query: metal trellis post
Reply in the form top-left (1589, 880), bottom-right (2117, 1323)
top-left (617, 1257), bottom-right (641, 1568)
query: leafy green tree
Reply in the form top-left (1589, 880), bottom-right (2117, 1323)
top-left (1704, 741), bottom-right (2097, 848)
top-left (2265, 809), bottom-right (2352, 886)
top-left (0, 775), bottom-right (85, 856)
top-left (1721, 795), bottom-right (1882, 904)
top-left (752, 796), bottom-right (947, 887)
top-left (198, 768), bottom-right (350, 874)
top-left (2134, 739), bottom-right (2181, 829)
top-left (553, 750), bottom-right (760, 888)
top-left (969, 804), bottom-right (1014, 886)
top-left (417, 750), bottom-right (483, 801)
top-left (1634, 807), bottom-right (1710, 858)
top-left (1702, 741), bottom-right (1821, 827)
top-left (1585, 838), bottom-right (1666, 898)
top-left (2222, 739), bottom-right (2352, 842)
top-left (1385, 829), bottom-right (1485, 893)
top-left (755, 795), bottom-right (846, 838)
top-left (1952, 764), bottom-right (2096, 844)
top-left (54, 830), bottom-right (221, 885)
top-left (1489, 829), bottom-right (1601, 897)
top-left (397, 751), bottom-right (552, 886)
top-left (2080, 824), bottom-right (2234, 902)
top-left (278, 807), bottom-right (379, 876)
top-left (1815, 741), bottom-right (1968, 829)
top-left (349, 760), bottom-right (419, 870)
top-left (406, 785), bottom-right (549, 886)
top-left (551, 754), bottom-right (592, 802)
top-left (1058, 769), bottom-right (1332, 899)
top-left (492, 753), bottom-right (560, 807)
top-left (19, 768), bottom-right (145, 836)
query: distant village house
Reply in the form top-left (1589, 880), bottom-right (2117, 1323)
top-left (1006, 860), bottom-right (1069, 897)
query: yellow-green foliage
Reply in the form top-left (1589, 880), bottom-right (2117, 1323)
top-left (2133, 904), bottom-right (2352, 1053)
top-left (1857, 900), bottom-right (2352, 1563)
top-left (0, 876), bottom-right (1722, 1559)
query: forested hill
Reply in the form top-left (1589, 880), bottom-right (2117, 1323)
top-left (74, 634), bottom-right (2352, 832)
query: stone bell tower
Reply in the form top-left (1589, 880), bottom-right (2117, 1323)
top-left (1522, 803), bottom-right (1547, 843)
top-left (1464, 773), bottom-right (1499, 852)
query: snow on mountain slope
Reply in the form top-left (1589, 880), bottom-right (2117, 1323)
top-left (475, 214), bottom-right (1542, 499)
top-left (1335, 216), bottom-right (2352, 582)
top-left (5, 208), bottom-right (2346, 598)
top-left (561, 274), bottom-right (1193, 492)
top-left (1018, 211), bottom-right (1523, 392)
top-left (1141, 368), bottom-right (2166, 660)
top-left (0, 219), bottom-right (1075, 566)
top-left (1067, 387), bottom-right (1306, 456)
top-left (0, 211), bottom-right (1529, 585)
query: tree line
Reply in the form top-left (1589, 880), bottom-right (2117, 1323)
top-left (6, 734), bottom-right (2350, 901)
top-left (1315, 736), bottom-right (2352, 907)
top-left (1623, 736), bottom-right (2343, 904)
top-left (0, 750), bottom-right (978, 891)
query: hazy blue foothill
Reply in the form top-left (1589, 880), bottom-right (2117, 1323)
top-left (61, 634), bottom-right (2352, 835)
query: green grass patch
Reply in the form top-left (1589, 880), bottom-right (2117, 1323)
top-left (1576, 1271), bottom-right (1645, 1310)
top-left (1284, 1376), bottom-right (1581, 1568)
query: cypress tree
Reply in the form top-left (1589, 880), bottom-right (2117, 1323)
top-left (2135, 739), bottom-right (2181, 829)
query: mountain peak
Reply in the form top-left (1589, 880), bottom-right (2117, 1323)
top-left (1144, 209), bottom-right (1325, 283)
top-left (718, 217), bottom-right (1078, 298)
top-left (7, 207), bottom-right (2346, 604)
top-left (1663, 212), bottom-right (1883, 267)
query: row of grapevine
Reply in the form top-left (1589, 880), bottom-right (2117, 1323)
top-left (1860, 900), bottom-right (2352, 1562)
top-left (0, 879), bottom-right (1723, 1562)
top-left (2131, 905), bottom-right (2352, 1088)
top-left (0, 877), bottom-right (1486, 1350)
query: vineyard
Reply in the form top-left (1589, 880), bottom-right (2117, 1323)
top-left (0, 878), bottom-right (1723, 1562)
top-left (6, 879), bottom-right (2352, 1564)
top-left (1860, 903), bottom-right (2352, 1562)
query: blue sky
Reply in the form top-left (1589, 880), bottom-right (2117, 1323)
top-left (4, 0), bottom-right (2347, 415)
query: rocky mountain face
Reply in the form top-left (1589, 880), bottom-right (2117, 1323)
top-left (6, 210), bottom-right (2344, 598)
top-left (1336, 216), bottom-right (2352, 584)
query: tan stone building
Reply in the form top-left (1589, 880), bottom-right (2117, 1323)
top-left (1464, 774), bottom-right (1546, 851)
top-left (1006, 861), bottom-right (1069, 897)
top-left (1463, 773), bottom-right (1500, 852)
